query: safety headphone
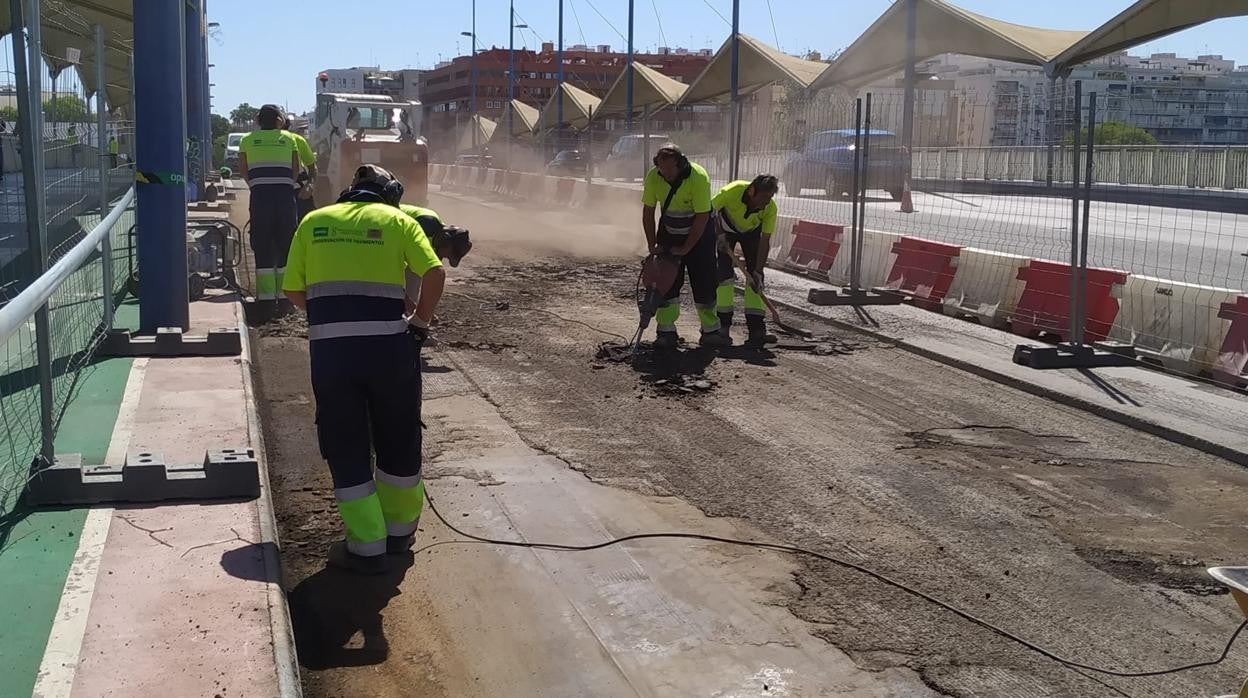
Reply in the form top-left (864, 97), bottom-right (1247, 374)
top-left (351, 165), bottom-right (406, 207)
top-left (378, 179), bottom-right (405, 207)
top-left (653, 144), bottom-right (691, 176)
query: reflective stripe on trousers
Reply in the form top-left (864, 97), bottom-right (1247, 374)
top-left (255, 266), bottom-right (287, 301)
top-left (334, 481), bottom-right (387, 556)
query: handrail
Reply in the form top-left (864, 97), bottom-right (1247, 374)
top-left (0, 186), bottom-right (135, 346)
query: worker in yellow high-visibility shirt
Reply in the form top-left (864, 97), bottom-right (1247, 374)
top-left (282, 164), bottom-right (445, 574)
top-left (239, 104), bottom-right (301, 310)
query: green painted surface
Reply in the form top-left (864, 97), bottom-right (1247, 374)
top-left (0, 347), bottom-right (133, 698)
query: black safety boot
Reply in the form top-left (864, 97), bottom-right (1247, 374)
top-left (387, 534), bottom-right (415, 555)
top-left (699, 330), bottom-right (729, 348)
top-left (745, 315), bottom-right (772, 349)
top-left (718, 312), bottom-right (735, 345)
top-left (653, 330), bottom-right (679, 350)
top-left (327, 541), bottom-right (390, 575)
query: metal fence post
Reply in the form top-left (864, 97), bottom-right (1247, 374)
top-left (1068, 80), bottom-right (1082, 350)
top-left (1075, 91), bottom-right (1097, 348)
top-left (11, 0), bottom-right (54, 466)
top-left (95, 23), bottom-right (113, 332)
top-left (849, 97), bottom-right (863, 293)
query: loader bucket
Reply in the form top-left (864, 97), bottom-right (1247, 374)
top-left (336, 139), bottom-right (430, 207)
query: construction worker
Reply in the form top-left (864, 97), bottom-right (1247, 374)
top-left (107, 133), bottom-right (119, 169)
top-left (642, 144), bottom-right (725, 349)
top-left (280, 113), bottom-right (317, 222)
top-left (282, 164), bottom-right (445, 575)
top-left (399, 204), bottom-right (473, 273)
top-left (238, 104), bottom-right (300, 310)
top-left (713, 174), bottom-right (780, 348)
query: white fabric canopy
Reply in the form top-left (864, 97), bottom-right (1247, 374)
top-left (534, 82), bottom-right (602, 131)
top-left (811, 0), bottom-right (1086, 90)
top-left (595, 62), bottom-right (688, 117)
top-left (1050, 0), bottom-right (1248, 72)
top-left (679, 33), bottom-right (828, 105)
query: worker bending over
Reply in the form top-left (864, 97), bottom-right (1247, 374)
top-left (280, 113), bottom-right (317, 222)
top-left (713, 175), bottom-right (780, 348)
top-left (282, 165), bottom-right (445, 575)
top-left (238, 104), bottom-right (301, 309)
top-left (399, 204), bottom-right (472, 327)
top-left (641, 145), bottom-right (726, 349)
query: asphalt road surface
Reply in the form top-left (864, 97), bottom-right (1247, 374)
top-left (256, 191), bottom-right (1248, 697)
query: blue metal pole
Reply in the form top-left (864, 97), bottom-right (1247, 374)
top-left (729, 0), bottom-right (740, 180)
top-left (201, 1), bottom-right (212, 171)
top-left (557, 0), bottom-right (564, 139)
top-left (134, 0), bottom-right (190, 331)
top-left (470, 0), bottom-right (477, 152)
top-left (626, 0), bottom-right (634, 130)
top-left (508, 0), bottom-right (515, 165)
top-left (184, 0), bottom-right (206, 200)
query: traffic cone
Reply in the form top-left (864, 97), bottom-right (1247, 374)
top-left (899, 180), bottom-right (914, 214)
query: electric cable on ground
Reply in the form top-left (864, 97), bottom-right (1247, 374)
top-left (422, 491), bottom-right (1248, 679)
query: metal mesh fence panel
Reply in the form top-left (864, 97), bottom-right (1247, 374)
top-left (0, 5), bottom-right (134, 519)
top-left (1079, 90), bottom-right (1248, 379)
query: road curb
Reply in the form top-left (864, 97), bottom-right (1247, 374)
top-left (762, 292), bottom-right (1248, 468)
top-left (236, 307), bottom-right (303, 698)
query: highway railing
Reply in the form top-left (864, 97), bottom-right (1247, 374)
top-left (691, 145), bottom-right (1248, 193)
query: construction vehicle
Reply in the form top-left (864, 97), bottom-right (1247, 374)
top-left (310, 83), bottom-right (429, 207)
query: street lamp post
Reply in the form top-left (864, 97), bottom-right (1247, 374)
top-left (557, 0), bottom-right (564, 151)
top-left (508, 1), bottom-right (527, 170)
top-left (460, 0), bottom-right (477, 153)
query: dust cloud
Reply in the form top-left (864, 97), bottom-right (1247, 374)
top-left (427, 192), bottom-right (648, 263)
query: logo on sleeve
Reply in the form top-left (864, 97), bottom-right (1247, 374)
top-left (367, 228), bottom-right (383, 240)
top-left (312, 227), bottom-right (329, 238)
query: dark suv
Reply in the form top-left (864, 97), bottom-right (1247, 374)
top-left (782, 129), bottom-right (907, 200)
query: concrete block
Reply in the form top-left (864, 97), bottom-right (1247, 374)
top-left (101, 327), bottom-right (241, 357)
top-left (26, 448), bottom-right (260, 506)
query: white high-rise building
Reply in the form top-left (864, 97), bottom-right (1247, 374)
top-left (884, 51), bottom-right (1248, 146)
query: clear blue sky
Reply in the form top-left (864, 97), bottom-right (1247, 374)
top-left (207, 0), bottom-right (1248, 117)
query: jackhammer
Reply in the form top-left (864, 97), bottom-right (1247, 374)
top-left (633, 252), bottom-right (680, 345)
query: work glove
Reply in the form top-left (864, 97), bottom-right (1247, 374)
top-left (751, 270), bottom-right (765, 292)
top-left (407, 316), bottom-right (431, 351)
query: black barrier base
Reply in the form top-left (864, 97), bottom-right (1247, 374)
top-left (241, 299), bottom-right (296, 327)
top-left (1013, 342), bottom-right (1137, 370)
top-left (807, 287), bottom-right (904, 306)
top-left (100, 327), bottom-right (242, 357)
top-left (26, 448), bottom-right (260, 506)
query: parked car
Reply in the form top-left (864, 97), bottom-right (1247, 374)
top-left (225, 132), bottom-right (247, 171)
top-left (545, 149), bottom-right (590, 177)
top-left (603, 134), bottom-right (670, 180)
top-left (782, 129), bottom-right (908, 200)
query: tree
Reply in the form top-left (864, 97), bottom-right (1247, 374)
top-left (0, 106), bottom-right (18, 121)
top-left (1064, 120), bottom-right (1158, 146)
top-left (44, 95), bottom-right (88, 122)
top-left (230, 103), bottom-right (258, 128)
top-left (211, 113), bottom-right (231, 140)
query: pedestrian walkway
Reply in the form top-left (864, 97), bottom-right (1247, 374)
top-left (0, 292), bottom-right (297, 698)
